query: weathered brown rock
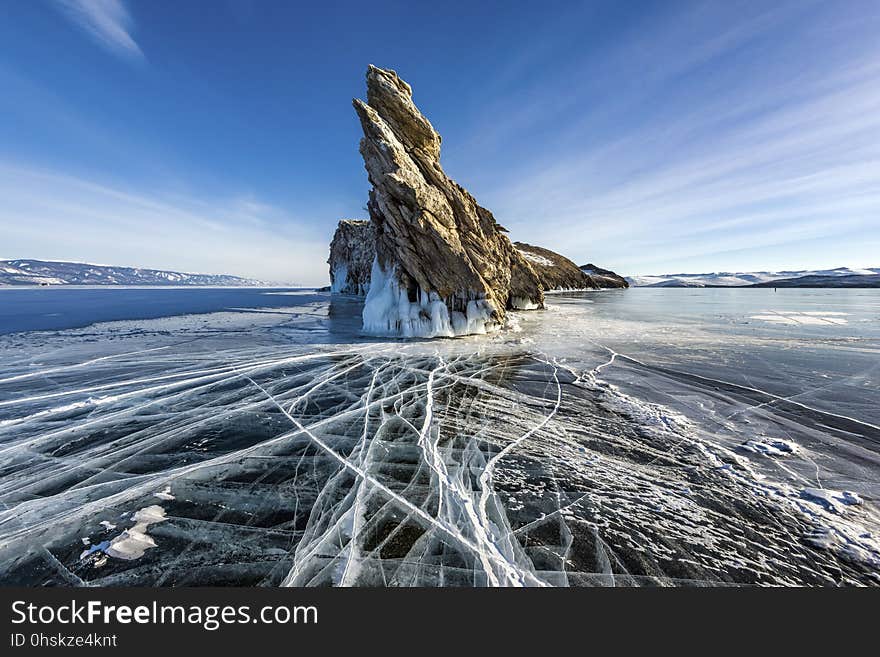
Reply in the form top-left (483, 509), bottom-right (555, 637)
top-left (579, 263), bottom-right (630, 288)
top-left (514, 242), bottom-right (599, 291)
top-left (328, 219), bottom-right (374, 295)
top-left (353, 65), bottom-right (544, 337)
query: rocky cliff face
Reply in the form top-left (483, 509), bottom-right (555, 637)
top-left (579, 263), bottom-right (630, 289)
top-left (328, 219), bottom-right (374, 295)
top-left (353, 65), bottom-right (544, 337)
top-left (514, 242), bottom-right (599, 291)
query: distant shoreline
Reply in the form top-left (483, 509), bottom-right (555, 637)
top-left (0, 285), bottom-right (316, 290)
top-left (631, 284), bottom-right (880, 289)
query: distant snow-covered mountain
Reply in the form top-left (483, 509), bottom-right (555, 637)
top-left (751, 273), bottom-right (880, 288)
top-left (0, 260), bottom-right (266, 287)
top-left (626, 267), bottom-right (880, 288)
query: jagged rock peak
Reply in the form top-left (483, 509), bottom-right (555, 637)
top-left (353, 65), bottom-right (544, 337)
top-left (363, 65), bottom-right (441, 161)
top-left (328, 219), bottom-right (374, 295)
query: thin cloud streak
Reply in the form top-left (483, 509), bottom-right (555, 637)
top-left (54, 0), bottom-right (143, 59)
top-left (498, 71), bottom-right (880, 242)
top-left (0, 163), bottom-right (328, 284)
top-left (448, 2), bottom-right (880, 275)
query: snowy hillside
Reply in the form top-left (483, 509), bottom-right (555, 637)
top-left (0, 260), bottom-right (265, 287)
top-left (626, 267), bottom-right (880, 287)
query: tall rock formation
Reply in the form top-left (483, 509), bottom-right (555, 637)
top-left (328, 219), bottom-right (374, 295)
top-left (514, 242), bottom-right (599, 291)
top-left (353, 65), bottom-right (544, 337)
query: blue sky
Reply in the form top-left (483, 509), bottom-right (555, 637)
top-left (1, 0), bottom-right (878, 284)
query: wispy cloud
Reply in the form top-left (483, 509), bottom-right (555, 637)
top-left (0, 163), bottom-right (329, 284)
top-left (54, 0), bottom-right (143, 60)
top-left (446, 1), bottom-right (880, 275)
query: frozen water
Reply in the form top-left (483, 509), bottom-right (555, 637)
top-left (750, 312), bottom-right (849, 326)
top-left (0, 287), bottom-right (878, 586)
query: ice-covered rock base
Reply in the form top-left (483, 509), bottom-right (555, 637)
top-left (328, 219), bottom-right (374, 296)
top-left (362, 259), bottom-right (498, 338)
top-left (330, 264), bottom-right (369, 295)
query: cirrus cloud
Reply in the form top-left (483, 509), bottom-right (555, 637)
top-left (54, 0), bottom-right (143, 60)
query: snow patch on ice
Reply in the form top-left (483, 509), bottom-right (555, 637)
top-left (578, 360), bottom-right (880, 570)
top-left (799, 488), bottom-right (862, 514)
top-left (154, 485), bottom-right (175, 501)
top-left (105, 505), bottom-right (166, 560)
top-left (742, 437), bottom-right (800, 456)
top-left (794, 490), bottom-right (878, 568)
top-left (100, 505), bottom-right (167, 561)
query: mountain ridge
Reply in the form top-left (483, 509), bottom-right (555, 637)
top-left (627, 267), bottom-right (880, 288)
top-left (0, 259), bottom-right (267, 287)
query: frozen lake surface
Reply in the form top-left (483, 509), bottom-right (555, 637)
top-left (0, 287), bottom-right (877, 586)
top-left (0, 287), bottom-right (324, 335)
